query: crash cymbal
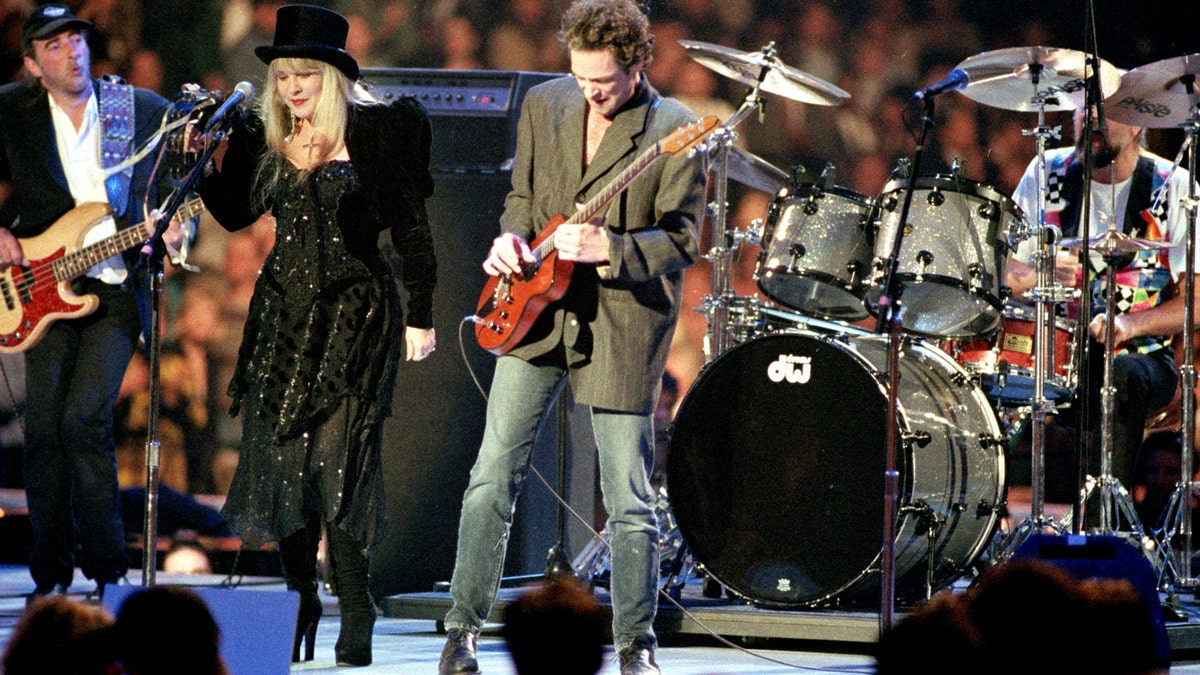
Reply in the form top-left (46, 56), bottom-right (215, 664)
top-left (718, 145), bottom-right (788, 194)
top-left (953, 46), bottom-right (1121, 112)
top-left (680, 40), bottom-right (850, 106)
top-left (1060, 229), bottom-right (1175, 256)
top-left (1106, 53), bottom-right (1200, 128)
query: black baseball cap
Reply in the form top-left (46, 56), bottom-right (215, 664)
top-left (22, 4), bottom-right (91, 48)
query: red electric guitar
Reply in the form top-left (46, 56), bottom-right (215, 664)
top-left (473, 116), bottom-right (718, 355)
top-left (0, 198), bottom-right (206, 353)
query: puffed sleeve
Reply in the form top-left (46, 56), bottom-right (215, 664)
top-left (196, 111), bottom-right (269, 231)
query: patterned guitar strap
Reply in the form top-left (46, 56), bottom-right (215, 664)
top-left (99, 74), bottom-right (134, 218)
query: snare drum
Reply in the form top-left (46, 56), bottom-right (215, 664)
top-left (953, 304), bottom-right (1077, 404)
top-left (868, 175), bottom-right (1022, 338)
top-left (757, 184), bottom-right (875, 321)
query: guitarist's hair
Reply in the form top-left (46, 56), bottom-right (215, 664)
top-left (252, 57), bottom-right (378, 206)
top-left (557, 0), bottom-right (654, 71)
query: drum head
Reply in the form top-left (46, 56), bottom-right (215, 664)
top-left (668, 332), bottom-right (887, 606)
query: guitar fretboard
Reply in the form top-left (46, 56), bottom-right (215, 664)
top-left (51, 199), bottom-right (205, 281)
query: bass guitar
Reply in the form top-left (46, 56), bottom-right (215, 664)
top-left (0, 198), bottom-right (205, 353)
top-left (473, 116), bottom-right (718, 355)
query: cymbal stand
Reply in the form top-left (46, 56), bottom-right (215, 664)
top-left (1071, 237), bottom-right (1147, 535)
top-left (700, 54), bottom-right (770, 361)
top-left (1157, 83), bottom-right (1199, 589)
top-left (997, 67), bottom-right (1070, 558)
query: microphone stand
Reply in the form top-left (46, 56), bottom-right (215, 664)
top-left (1069, 0), bottom-right (1104, 534)
top-left (875, 95), bottom-right (934, 632)
top-left (137, 117), bottom-right (229, 586)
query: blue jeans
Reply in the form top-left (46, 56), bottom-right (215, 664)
top-left (444, 355), bottom-right (660, 651)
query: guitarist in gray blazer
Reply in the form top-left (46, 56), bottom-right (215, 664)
top-left (0, 5), bottom-right (177, 602)
top-left (440, 2), bottom-right (706, 674)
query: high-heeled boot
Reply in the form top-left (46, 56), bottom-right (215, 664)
top-left (327, 525), bottom-right (375, 667)
top-left (280, 526), bottom-right (323, 662)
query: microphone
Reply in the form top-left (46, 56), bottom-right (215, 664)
top-left (913, 69), bottom-right (969, 100)
top-left (203, 81), bottom-right (255, 131)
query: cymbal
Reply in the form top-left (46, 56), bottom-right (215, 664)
top-left (1060, 229), bottom-right (1175, 256)
top-left (953, 46), bottom-right (1122, 112)
top-left (1106, 53), bottom-right (1200, 128)
top-left (679, 40), bottom-right (850, 106)
top-left (717, 145), bottom-right (788, 194)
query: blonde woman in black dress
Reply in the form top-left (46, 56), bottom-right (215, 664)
top-left (197, 4), bottom-right (436, 667)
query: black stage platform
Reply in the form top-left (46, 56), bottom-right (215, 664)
top-left (383, 577), bottom-right (1200, 653)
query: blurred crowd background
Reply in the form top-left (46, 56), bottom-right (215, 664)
top-left (0, 0), bottom-right (1194, 502)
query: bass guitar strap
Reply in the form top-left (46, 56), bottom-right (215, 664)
top-left (98, 74), bottom-right (134, 218)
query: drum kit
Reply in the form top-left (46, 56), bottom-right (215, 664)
top-left (575, 40), bottom-right (1200, 612)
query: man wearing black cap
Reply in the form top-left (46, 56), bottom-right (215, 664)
top-left (0, 4), bottom-right (177, 601)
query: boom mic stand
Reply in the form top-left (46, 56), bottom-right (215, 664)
top-left (134, 101), bottom-right (232, 586)
top-left (1067, 0), bottom-right (1146, 541)
top-left (1069, 0), bottom-right (1105, 535)
top-left (873, 95), bottom-right (934, 632)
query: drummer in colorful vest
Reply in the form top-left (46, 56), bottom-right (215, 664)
top-left (1005, 105), bottom-right (1198, 502)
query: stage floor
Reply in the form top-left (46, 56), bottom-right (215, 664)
top-left (5, 563), bottom-right (1200, 673)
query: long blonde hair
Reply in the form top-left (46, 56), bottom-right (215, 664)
top-left (255, 57), bottom-right (378, 203)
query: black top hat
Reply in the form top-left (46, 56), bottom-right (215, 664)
top-left (22, 4), bottom-right (92, 48)
top-left (254, 4), bottom-right (359, 81)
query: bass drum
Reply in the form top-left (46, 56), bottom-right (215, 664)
top-left (668, 330), bottom-right (1004, 608)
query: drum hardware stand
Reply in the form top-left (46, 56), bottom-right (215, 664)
top-left (700, 52), bottom-right (774, 361)
top-left (1070, 238), bottom-right (1149, 540)
top-left (996, 69), bottom-right (1073, 561)
top-left (1154, 87), bottom-right (1200, 590)
top-left (545, 390), bottom-right (577, 580)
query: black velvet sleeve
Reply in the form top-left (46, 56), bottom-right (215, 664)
top-left (358, 98), bottom-right (437, 329)
top-left (196, 111), bottom-right (268, 232)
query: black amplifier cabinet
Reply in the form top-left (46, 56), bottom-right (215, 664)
top-left (361, 68), bottom-right (563, 171)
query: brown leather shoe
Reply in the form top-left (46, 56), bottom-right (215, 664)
top-left (439, 628), bottom-right (480, 675)
top-left (618, 645), bottom-right (660, 675)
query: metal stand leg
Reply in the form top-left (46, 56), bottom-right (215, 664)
top-left (1156, 89), bottom-right (1199, 590)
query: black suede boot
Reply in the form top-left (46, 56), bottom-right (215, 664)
top-left (279, 526), bottom-right (323, 662)
top-left (327, 524), bottom-right (375, 667)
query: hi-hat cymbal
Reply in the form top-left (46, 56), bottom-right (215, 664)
top-left (953, 46), bottom-right (1121, 112)
top-left (1060, 229), bottom-right (1175, 256)
top-left (679, 40), bottom-right (850, 106)
top-left (718, 145), bottom-right (788, 194)
top-left (1106, 53), bottom-right (1200, 128)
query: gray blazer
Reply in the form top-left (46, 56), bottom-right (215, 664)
top-left (500, 76), bottom-right (706, 413)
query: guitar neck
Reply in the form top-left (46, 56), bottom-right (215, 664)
top-left (531, 141), bottom-right (667, 261)
top-left (53, 198), bottom-right (205, 281)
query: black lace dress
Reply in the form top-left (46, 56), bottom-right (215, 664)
top-left (221, 160), bottom-right (400, 550)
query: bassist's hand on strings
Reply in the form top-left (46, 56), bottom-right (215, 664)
top-left (555, 215), bottom-right (610, 264)
top-left (483, 232), bottom-right (536, 277)
top-left (0, 228), bottom-right (27, 269)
